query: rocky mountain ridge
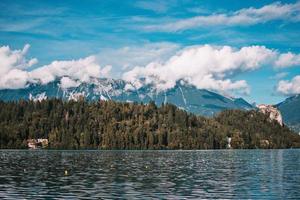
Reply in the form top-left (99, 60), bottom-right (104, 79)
top-left (257, 104), bottom-right (283, 126)
top-left (0, 77), bottom-right (253, 117)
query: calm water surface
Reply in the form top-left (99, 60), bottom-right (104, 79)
top-left (0, 150), bottom-right (300, 199)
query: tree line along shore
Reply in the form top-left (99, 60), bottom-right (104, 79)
top-left (0, 99), bottom-right (300, 149)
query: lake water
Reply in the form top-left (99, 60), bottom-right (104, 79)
top-left (0, 150), bottom-right (300, 199)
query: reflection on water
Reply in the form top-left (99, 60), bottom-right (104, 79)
top-left (0, 150), bottom-right (300, 199)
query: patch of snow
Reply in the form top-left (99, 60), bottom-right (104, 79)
top-left (124, 83), bottom-right (135, 91)
top-left (100, 95), bottom-right (107, 101)
top-left (179, 86), bottom-right (187, 105)
top-left (68, 91), bottom-right (85, 101)
top-left (29, 92), bottom-right (47, 102)
top-left (139, 94), bottom-right (145, 99)
top-left (178, 106), bottom-right (186, 111)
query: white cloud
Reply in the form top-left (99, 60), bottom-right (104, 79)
top-left (1, 44), bottom-right (300, 97)
top-left (0, 44), bottom-right (37, 89)
top-left (0, 44), bottom-right (37, 75)
top-left (143, 1), bottom-right (300, 32)
top-left (270, 72), bottom-right (289, 80)
top-left (60, 77), bottom-right (80, 89)
top-left (274, 52), bottom-right (300, 68)
top-left (0, 45), bottom-right (111, 89)
top-left (29, 56), bottom-right (111, 84)
top-left (277, 76), bottom-right (300, 95)
top-left (123, 45), bottom-right (277, 94)
top-left (0, 69), bottom-right (29, 90)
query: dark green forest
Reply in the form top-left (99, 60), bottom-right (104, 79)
top-left (0, 99), bottom-right (300, 149)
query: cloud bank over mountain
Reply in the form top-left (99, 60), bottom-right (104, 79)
top-left (0, 44), bottom-right (299, 97)
top-left (0, 45), bottom-right (111, 89)
top-left (122, 44), bottom-right (300, 96)
top-left (123, 45), bottom-right (277, 95)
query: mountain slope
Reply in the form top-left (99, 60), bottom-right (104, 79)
top-left (0, 78), bottom-right (253, 116)
top-left (276, 94), bottom-right (300, 132)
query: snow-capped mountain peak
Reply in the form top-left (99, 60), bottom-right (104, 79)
top-left (0, 77), bottom-right (253, 117)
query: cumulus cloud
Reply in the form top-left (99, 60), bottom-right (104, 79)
top-left (277, 76), bottom-right (300, 95)
top-left (123, 45), bottom-right (278, 94)
top-left (60, 77), bottom-right (80, 89)
top-left (0, 45), bottom-right (111, 89)
top-left (1, 44), bottom-right (300, 96)
top-left (0, 69), bottom-right (29, 90)
top-left (0, 44), bottom-right (37, 74)
top-left (144, 1), bottom-right (300, 32)
top-left (274, 52), bottom-right (300, 68)
top-left (0, 44), bottom-right (38, 89)
top-left (29, 56), bottom-right (111, 85)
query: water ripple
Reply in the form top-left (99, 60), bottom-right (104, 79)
top-left (0, 150), bottom-right (300, 199)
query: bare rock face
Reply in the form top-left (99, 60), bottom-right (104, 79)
top-left (257, 104), bottom-right (283, 126)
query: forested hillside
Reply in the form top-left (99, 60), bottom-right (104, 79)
top-left (0, 99), bottom-right (299, 149)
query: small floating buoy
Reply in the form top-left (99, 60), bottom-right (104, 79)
top-left (145, 166), bottom-right (148, 169)
top-left (64, 170), bottom-right (68, 176)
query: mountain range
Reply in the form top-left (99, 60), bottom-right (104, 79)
top-left (0, 78), bottom-right (253, 116)
top-left (0, 77), bottom-right (298, 132)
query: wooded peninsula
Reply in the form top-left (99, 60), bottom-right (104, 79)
top-left (1, 99), bottom-right (300, 149)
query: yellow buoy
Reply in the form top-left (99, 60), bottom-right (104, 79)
top-left (64, 170), bottom-right (68, 176)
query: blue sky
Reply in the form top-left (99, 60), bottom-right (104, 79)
top-left (1, 0), bottom-right (300, 104)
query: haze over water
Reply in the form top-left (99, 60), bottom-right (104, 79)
top-left (0, 150), bottom-right (300, 199)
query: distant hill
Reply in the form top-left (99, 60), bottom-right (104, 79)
top-left (276, 94), bottom-right (300, 133)
top-left (0, 77), bottom-right (253, 117)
